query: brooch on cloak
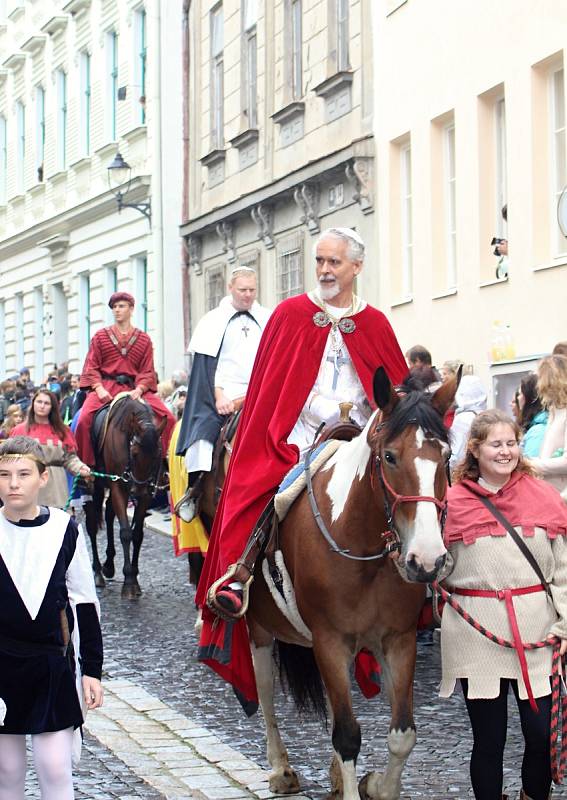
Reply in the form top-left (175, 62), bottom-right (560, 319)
top-left (312, 311), bottom-right (356, 334)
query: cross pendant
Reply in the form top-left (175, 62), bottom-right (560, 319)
top-left (241, 324), bottom-right (250, 338)
top-left (326, 353), bottom-right (350, 391)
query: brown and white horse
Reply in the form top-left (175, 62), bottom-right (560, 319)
top-left (247, 367), bottom-right (457, 800)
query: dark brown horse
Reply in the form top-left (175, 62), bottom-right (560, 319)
top-left (246, 368), bottom-right (457, 800)
top-left (84, 396), bottom-right (166, 599)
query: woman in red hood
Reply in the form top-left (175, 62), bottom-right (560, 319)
top-left (440, 409), bottom-right (567, 800)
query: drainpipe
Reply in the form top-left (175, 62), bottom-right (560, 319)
top-left (181, 0), bottom-right (192, 368)
top-left (150, 0), bottom-right (165, 376)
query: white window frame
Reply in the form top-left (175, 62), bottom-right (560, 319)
top-left (0, 302), bottom-right (5, 376)
top-left (79, 51), bottom-right (91, 157)
top-left (400, 142), bottom-right (413, 297)
top-left (205, 264), bottom-right (226, 311)
top-left (106, 31), bottom-right (118, 142)
top-left (495, 96), bottom-right (507, 238)
top-left (336, 0), bottom-right (349, 72)
top-left (133, 255), bottom-right (148, 331)
top-left (35, 86), bottom-right (45, 182)
top-left (15, 101), bottom-right (25, 194)
top-left (134, 7), bottom-right (147, 124)
top-left (56, 69), bottom-right (67, 171)
top-left (291, 0), bottom-right (302, 99)
top-left (242, 0), bottom-right (257, 128)
top-left (104, 263), bottom-right (118, 324)
top-left (443, 122), bottom-right (457, 289)
top-left (34, 287), bottom-right (44, 382)
top-left (277, 233), bottom-right (304, 302)
top-left (550, 66), bottom-right (566, 257)
top-left (0, 116), bottom-right (6, 204)
top-left (210, 5), bottom-right (224, 149)
top-left (78, 273), bottom-right (91, 363)
top-left (14, 293), bottom-right (24, 370)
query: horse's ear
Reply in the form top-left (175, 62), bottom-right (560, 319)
top-left (373, 366), bottom-right (400, 415)
top-left (431, 365), bottom-right (462, 416)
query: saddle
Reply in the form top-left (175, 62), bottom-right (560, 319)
top-left (90, 392), bottom-right (132, 459)
top-left (315, 401), bottom-right (362, 444)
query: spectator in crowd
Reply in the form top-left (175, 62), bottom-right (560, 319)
top-left (449, 375), bottom-right (488, 472)
top-left (530, 354), bottom-right (567, 498)
top-left (157, 379), bottom-right (174, 404)
top-left (517, 373), bottom-right (548, 458)
top-left (10, 389), bottom-right (91, 509)
top-left (510, 389), bottom-right (521, 423)
top-left (440, 409), bottom-right (567, 800)
top-left (0, 404), bottom-right (24, 440)
top-left (405, 345), bottom-right (442, 381)
top-left (553, 342), bottom-right (567, 357)
top-left (0, 379), bottom-right (16, 424)
top-left (440, 359), bottom-right (462, 382)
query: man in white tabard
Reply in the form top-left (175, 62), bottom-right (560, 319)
top-left (175, 266), bottom-right (271, 520)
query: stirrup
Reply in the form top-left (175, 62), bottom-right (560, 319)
top-left (206, 563), bottom-right (254, 622)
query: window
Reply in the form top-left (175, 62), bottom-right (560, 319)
top-left (106, 31), bottom-right (118, 141)
top-left (134, 8), bottom-right (147, 124)
top-left (277, 233), bottom-right (304, 302)
top-left (78, 274), bottom-right (91, 362)
top-left (444, 123), bottom-right (457, 288)
top-left (34, 288), bottom-right (44, 382)
top-left (550, 67), bottom-right (566, 255)
top-left (205, 264), bottom-right (225, 311)
top-left (133, 255), bottom-right (148, 331)
top-left (285, 0), bottom-right (302, 100)
top-left (52, 283), bottom-right (68, 365)
top-left (80, 52), bottom-right (91, 156)
top-left (14, 293), bottom-right (24, 369)
top-left (56, 70), bottom-right (67, 171)
top-left (16, 101), bottom-right (25, 194)
top-left (104, 264), bottom-right (118, 323)
top-left (0, 117), bottom-right (6, 204)
top-left (400, 143), bottom-right (413, 297)
top-left (35, 86), bottom-right (45, 182)
top-left (495, 98), bottom-right (507, 238)
top-left (210, 5), bottom-right (224, 149)
top-left (336, 0), bottom-right (349, 72)
top-left (242, 0), bottom-right (257, 128)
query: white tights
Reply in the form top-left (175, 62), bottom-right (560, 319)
top-left (0, 728), bottom-right (74, 799)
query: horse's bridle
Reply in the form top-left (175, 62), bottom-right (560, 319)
top-left (304, 421), bottom-right (448, 562)
top-left (121, 425), bottom-right (164, 495)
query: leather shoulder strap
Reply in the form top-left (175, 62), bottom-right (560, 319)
top-left (475, 492), bottom-right (552, 598)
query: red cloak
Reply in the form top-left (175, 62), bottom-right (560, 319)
top-left (196, 293), bottom-right (408, 712)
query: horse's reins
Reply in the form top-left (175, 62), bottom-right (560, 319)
top-left (123, 425), bottom-right (165, 494)
top-left (304, 420), bottom-right (448, 562)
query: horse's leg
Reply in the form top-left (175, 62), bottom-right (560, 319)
top-left (102, 493), bottom-right (116, 579)
top-left (359, 632), bottom-right (417, 800)
top-left (250, 638), bottom-right (300, 795)
top-left (111, 486), bottom-right (137, 600)
top-left (82, 494), bottom-right (105, 588)
top-left (312, 635), bottom-right (361, 800)
top-left (129, 500), bottom-right (147, 597)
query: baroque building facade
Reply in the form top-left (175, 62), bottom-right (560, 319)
top-left (0, 0), bottom-right (184, 381)
top-left (180, 0), bottom-right (377, 341)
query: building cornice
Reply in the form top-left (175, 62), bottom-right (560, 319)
top-left (62, 0), bottom-right (91, 14)
top-left (21, 34), bottom-right (47, 54)
top-left (2, 52), bottom-right (26, 70)
top-left (180, 137), bottom-right (374, 238)
top-left (41, 16), bottom-right (69, 36)
top-left (0, 175), bottom-right (151, 259)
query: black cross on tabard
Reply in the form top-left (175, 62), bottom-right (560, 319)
top-left (241, 322), bottom-right (250, 338)
top-left (326, 352), bottom-right (350, 391)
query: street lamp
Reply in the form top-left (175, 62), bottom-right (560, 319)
top-left (107, 151), bottom-right (151, 224)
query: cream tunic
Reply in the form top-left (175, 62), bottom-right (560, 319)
top-left (440, 525), bottom-right (567, 700)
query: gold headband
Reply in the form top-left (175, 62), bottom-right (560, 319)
top-left (0, 454), bottom-right (45, 466)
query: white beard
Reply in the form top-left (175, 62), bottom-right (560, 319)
top-left (318, 280), bottom-right (341, 301)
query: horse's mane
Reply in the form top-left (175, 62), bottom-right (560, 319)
top-left (112, 398), bottom-right (158, 454)
top-left (383, 381), bottom-right (449, 445)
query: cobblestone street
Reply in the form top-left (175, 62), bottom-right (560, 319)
top-left (27, 521), bottom-right (566, 799)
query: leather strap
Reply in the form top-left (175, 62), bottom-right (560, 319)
top-left (473, 491), bottom-right (552, 599)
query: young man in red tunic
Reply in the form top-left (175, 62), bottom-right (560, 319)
top-left (196, 228), bottom-right (409, 714)
top-left (75, 292), bottom-right (176, 466)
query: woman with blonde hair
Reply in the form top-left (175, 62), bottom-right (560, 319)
top-left (0, 404), bottom-right (24, 440)
top-left (441, 409), bottom-right (567, 800)
top-left (530, 354), bottom-right (567, 497)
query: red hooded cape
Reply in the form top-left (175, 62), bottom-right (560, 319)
top-left (196, 293), bottom-right (408, 713)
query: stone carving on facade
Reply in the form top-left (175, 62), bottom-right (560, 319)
top-left (250, 204), bottom-right (275, 250)
top-left (293, 183), bottom-right (320, 234)
top-left (186, 235), bottom-right (202, 276)
top-left (345, 157), bottom-right (374, 215)
top-left (215, 222), bottom-right (237, 264)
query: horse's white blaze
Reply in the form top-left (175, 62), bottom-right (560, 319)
top-left (335, 753), bottom-right (360, 800)
top-left (323, 410), bottom-right (377, 522)
top-left (409, 455), bottom-right (446, 571)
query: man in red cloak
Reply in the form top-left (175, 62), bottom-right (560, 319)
top-left (195, 227), bottom-right (409, 714)
top-left (75, 292), bottom-right (176, 466)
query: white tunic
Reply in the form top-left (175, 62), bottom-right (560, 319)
top-left (288, 293), bottom-right (371, 456)
top-left (214, 312), bottom-right (263, 401)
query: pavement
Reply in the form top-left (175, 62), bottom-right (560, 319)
top-left (22, 508), bottom-right (567, 799)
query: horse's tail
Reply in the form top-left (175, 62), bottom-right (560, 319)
top-left (274, 641), bottom-right (327, 719)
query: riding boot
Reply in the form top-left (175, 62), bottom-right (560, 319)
top-left (174, 471), bottom-right (205, 522)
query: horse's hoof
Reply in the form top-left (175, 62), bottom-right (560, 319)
top-left (94, 571), bottom-right (106, 589)
top-left (268, 767), bottom-right (300, 794)
top-left (358, 772), bottom-right (398, 800)
top-left (121, 584), bottom-right (140, 601)
top-left (358, 774), bottom-right (370, 800)
top-left (102, 562), bottom-right (115, 579)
